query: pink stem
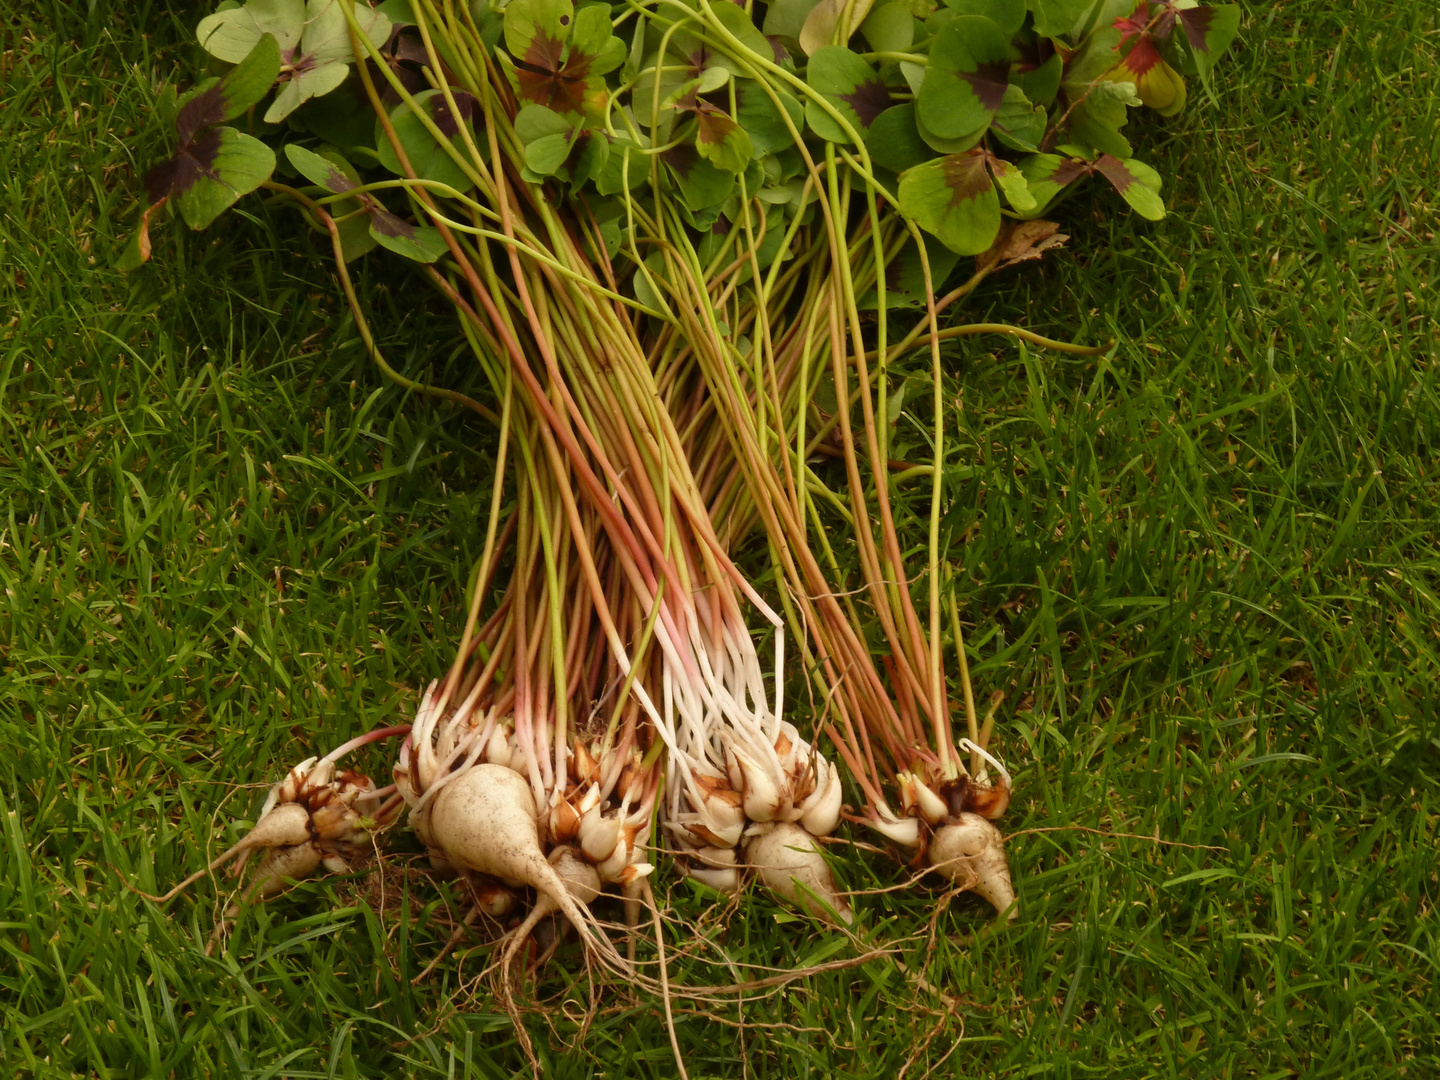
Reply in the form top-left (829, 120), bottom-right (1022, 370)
top-left (320, 724), bottom-right (413, 767)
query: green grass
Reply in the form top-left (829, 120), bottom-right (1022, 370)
top-left (3, 1), bottom-right (1439, 1076)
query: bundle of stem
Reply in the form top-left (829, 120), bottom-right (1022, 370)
top-left (320, 0), bottom-right (1104, 921)
top-left (322, 0), bottom-right (862, 936)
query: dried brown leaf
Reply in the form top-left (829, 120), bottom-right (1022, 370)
top-left (975, 219), bottom-right (1069, 275)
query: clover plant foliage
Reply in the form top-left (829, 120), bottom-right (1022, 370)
top-left (198, 0), bottom-right (392, 122)
top-left (140, 32), bottom-right (282, 232)
top-left (112, 0), bottom-right (1246, 1000)
top-left (126, 0), bottom-right (1239, 270)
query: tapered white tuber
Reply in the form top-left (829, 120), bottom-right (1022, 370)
top-left (928, 812), bottom-right (1016, 919)
top-left (416, 764), bottom-right (625, 968)
top-left (235, 802), bottom-right (312, 853)
top-left (745, 823), bottom-right (852, 926)
top-left (247, 842), bottom-right (325, 899)
top-left (687, 865), bottom-right (741, 893)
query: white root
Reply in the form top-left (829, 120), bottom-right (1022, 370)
top-left (497, 846), bottom-right (604, 1008)
top-left (745, 823), bottom-right (853, 926)
top-left (928, 812), bottom-right (1017, 919)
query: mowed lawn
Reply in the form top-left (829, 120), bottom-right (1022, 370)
top-left (2, 1), bottom-right (1437, 1076)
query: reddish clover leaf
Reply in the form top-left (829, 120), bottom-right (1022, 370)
top-left (1048, 157), bottom-right (1089, 187)
top-left (175, 89), bottom-right (230, 145)
top-left (1120, 33), bottom-right (1164, 78)
top-left (1108, 2), bottom-right (1188, 115)
top-left (514, 31), bottom-right (594, 115)
top-left (1176, 6), bottom-right (1217, 51)
top-left (197, 0), bottom-right (390, 123)
top-left (1131, 0), bottom-right (1241, 74)
top-left (916, 17), bottom-right (1013, 143)
top-left (284, 143), bottom-right (446, 262)
top-left (502, 0), bottom-right (624, 119)
top-left (897, 149), bottom-right (1001, 255)
top-left (1019, 152), bottom-right (1164, 220)
top-left (140, 34), bottom-right (281, 229)
top-left (839, 79), bottom-right (894, 128)
top-left (806, 46), bottom-right (892, 144)
top-left (144, 129), bottom-right (225, 206)
top-left (431, 91), bottom-right (478, 138)
top-left (285, 144), bottom-right (360, 195)
top-left (1114, 2), bottom-right (1150, 47)
top-left (961, 60), bottom-right (1013, 113)
top-left (692, 102), bottom-right (752, 173)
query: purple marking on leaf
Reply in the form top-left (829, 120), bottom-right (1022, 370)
top-left (765, 35), bottom-right (791, 65)
top-left (1015, 34), bottom-right (1055, 70)
top-left (941, 151), bottom-right (991, 207)
top-left (960, 60), bottom-right (1010, 114)
top-left (142, 158), bottom-right (185, 205)
top-left (1094, 154), bottom-right (1135, 193)
top-left (368, 56), bottom-right (427, 104)
top-left (687, 46), bottom-right (715, 76)
top-left (392, 32), bottom-right (429, 64)
top-left (143, 128), bottom-right (224, 205)
top-left (1176, 6), bottom-right (1215, 51)
top-left (696, 107), bottom-right (738, 147)
top-left (320, 163), bottom-right (358, 195)
top-left (713, 214), bottom-right (731, 235)
top-left (1049, 158), bottom-right (1089, 187)
top-left (839, 79), bottom-right (892, 129)
top-left (176, 85), bottom-right (229, 145)
top-left (663, 144), bottom-right (699, 180)
top-left (370, 207), bottom-right (417, 239)
top-left (430, 91), bottom-right (477, 137)
top-left (515, 32), bottom-right (592, 113)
